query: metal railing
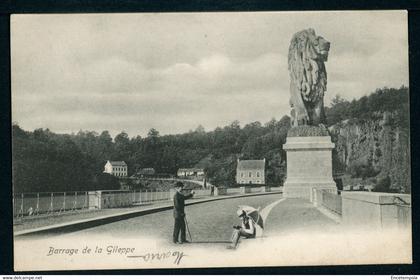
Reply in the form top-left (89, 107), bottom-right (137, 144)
top-left (131, 190), bottom-right (171, 204)
top-left (13, 186), bottom-right (283, 219)
top-left (13, 191), bottom-right (89, 218)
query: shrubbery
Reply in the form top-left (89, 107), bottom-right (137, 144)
top-left (12, 85), bottom-right (409, 193)
top-left (348, 162), bottom-right (379, 180)
top-left (325, 86), bottom-right (409, 127)
top-left (372, 176), bottom-right (391, 193)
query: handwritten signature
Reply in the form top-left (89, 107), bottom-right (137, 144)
top-left (127, 251), bottom-right (186, 265)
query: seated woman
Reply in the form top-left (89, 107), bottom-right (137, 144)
top-left (227, 210), bottom-right (256, 249)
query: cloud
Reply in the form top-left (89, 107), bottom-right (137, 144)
top-left (11, 11), bottom-right (408, 137)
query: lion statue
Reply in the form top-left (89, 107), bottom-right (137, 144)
top-left (288, 28), bottom-right (330, 127)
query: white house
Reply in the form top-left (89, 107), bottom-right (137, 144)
top-left (236, 159), bottom-right (265, 185)
top-left (177, 168), bottom-right (205, 178)
top-left (104, 160), bottom-right (128, 177)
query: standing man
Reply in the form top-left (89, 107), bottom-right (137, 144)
top-left (173, 182), bottom-right (195, 244)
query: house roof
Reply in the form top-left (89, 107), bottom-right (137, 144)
top-left (138, 168), bottom-right (155, 175)
top-left (108, 161), bottom-right (127, 166)
top-left (237, 159), bottom-right (265, 170)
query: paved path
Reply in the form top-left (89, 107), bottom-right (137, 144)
top-left (64, 196), bottom-right (340, 243)
top-left (15, 194), bottom-right (341, 247)
top-left (65, 194), bottom-right (283, 244)
top-left (265, 198), bottom-right (339, 236)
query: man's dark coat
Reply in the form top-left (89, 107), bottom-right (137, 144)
top-left (173, 190), bottom-right (193, 218)
top-left (173, 190), bottom-right (194, 243)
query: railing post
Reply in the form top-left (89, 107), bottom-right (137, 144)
top-left (35, 193), bottom-right (40, 215)
top-left (62, 192), bottom-right (66, 213)
top-left (73, 191), bottom-right (77, 211)
top-left (20, 193), bottom-right (24, 218)
top-left (49, 193), bottom-right (54, 214)
top-left (84, 192), bottom-right (88, 210)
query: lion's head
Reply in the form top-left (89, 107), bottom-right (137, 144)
top-left (287, 28), bottom-right (330, 126)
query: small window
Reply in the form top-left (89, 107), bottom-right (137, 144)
top-left (257, 172), bottom-right (260, 177)
top-left (249, 172), bottom-right (252, 177)
top-left (241, 172), bottom-right (244, 178)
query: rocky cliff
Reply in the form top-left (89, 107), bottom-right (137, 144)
top-left (330, 111), bottom-right (410, 193)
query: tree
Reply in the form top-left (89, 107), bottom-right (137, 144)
top-left (11, 86), bottom-right (410, 194)
top-left (95, 173), bottom-right (120, 190)
top-left (195, 124), bottom-right (205, 134)
top-left (114, 131), bottom-right (129, 146)
top-left (147, 128), bottom-right (160, 138)
top-left (330, 94), bottom-right (347, 107)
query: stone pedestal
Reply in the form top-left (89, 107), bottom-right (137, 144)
top-left (283, 136), bottom-right (337, 200)
top-left (240, 186), bottom-right (252, 194)
top-left (215, 187), bottom-right (227, 196)
top-left (262, 186), bottom-right (271, 192)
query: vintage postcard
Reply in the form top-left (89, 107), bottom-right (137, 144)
top-left (11, 11), bottom-right (411, 271)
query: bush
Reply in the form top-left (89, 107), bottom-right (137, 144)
top-left (348, 162), bottom-right (379, 179)
top-left (372, 176), bottom-right (391, 193)
top-left (95, 173), bottom-right (121, 190)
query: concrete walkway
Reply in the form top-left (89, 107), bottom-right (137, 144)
top-left (14, 191), bottom-right (282, 237)
top-left (14, 195), bottom-right (412, 271)
top-left (265, 198), bottom-right (340, 235)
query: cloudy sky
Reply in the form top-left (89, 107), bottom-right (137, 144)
top-left (11, 11), bottom-right (408, 137)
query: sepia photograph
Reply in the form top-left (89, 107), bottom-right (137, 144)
top-left (11, 10), bottom-right (411, 271)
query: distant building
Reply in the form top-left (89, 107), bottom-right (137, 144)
top-left (177, 168), bottom-right (205, 178)
top-left (104, 161), bottom-right (128, 177)
top-left (236, 159), bottom-right (265, 185)
top-left (137, 168), bottom-right (156, 178)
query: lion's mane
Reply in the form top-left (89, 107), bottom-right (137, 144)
top-left (288, 28), bottom-right (330, 127)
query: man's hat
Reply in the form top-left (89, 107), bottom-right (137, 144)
top-left (175, 181), bottom-right (184, 189)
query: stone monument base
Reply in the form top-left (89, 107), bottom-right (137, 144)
top-left (284, 182), bottom-right (337, 200)
top-left (283, 136), bottom-right (337, 200)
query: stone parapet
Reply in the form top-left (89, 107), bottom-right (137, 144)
top-left (215, 187), bottom-right (227, 196)
top-left (341, 191), bottom-right (411, 228)
top-left (240, 186), bottom-right (252, 194)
